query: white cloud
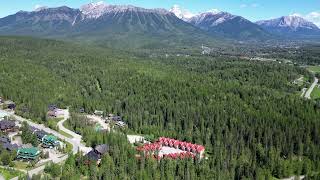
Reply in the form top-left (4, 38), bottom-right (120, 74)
top-left (34, 4), bottom-right (42, 10)
top-left (306, 12), bottom-right (320, 27)
top-left (240, 4), bottom-right (247, 8)
top-left (251, 3), bottom-right (259, 8)
top-left (170, 5), bottom-right (195, 19)
top-left (290, 12), bottom-right (320, 27)
top-left (240, 3), bottom-right (259, 8)
top-left (34, 4), bottom-right (48, 11)
top-left (290, 13), bottom-right (302, 17)
top-left (207, 9), bottom-right (220, 14)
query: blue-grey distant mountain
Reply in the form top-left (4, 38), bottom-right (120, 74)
top-left (183, 11), bottom-right (272, 40)
top-left (0, 3), bottom-right (217, 49)
top-left (256, 15), bottom-right (320, 38)
top-left (0, 6), bottom-right (81, 36)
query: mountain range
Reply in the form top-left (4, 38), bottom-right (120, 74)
top-left (256, 15), bottom-right (320, 38)
top-left (0, 2), bottom-right (319, 49)
top-left (0, 3), bottom-right (219, 49)
top-left (186, 11), bottom-right (271, 40)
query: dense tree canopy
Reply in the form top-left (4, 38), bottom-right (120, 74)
top-left (0, 36), bottom-right (319, 179)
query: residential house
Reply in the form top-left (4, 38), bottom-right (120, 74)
top-left (0, 120), bottom-right (17, 132)
top-left (85, 144), bottom-right (109, 165)
top-left (42, 135), bottom-right (59, 148)
top-left (16, 147), bottom-right (40, 160)
top-left (47, 109), bottom-right (64, 118)
top-left (94, 110), bottom-right (103, 116)
top-left (115, 121), bottom-right (126, 128)
top-left (4, 101), bottom-right (15, 110)
top-left (0, 135), bottom-right (19, 151)
top-left (3, 143), bottom-right (19, 151)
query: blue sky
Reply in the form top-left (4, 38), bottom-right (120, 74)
top-left (0, 0), bottom-right (319, 25)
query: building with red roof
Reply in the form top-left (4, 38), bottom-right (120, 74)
top-left (137, 137), bottom-right (205, 160)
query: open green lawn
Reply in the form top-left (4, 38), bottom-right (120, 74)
top-left (58, 129), bottom-right (73, 138)
top-left (307, 66), bottom-right (320, 73)
top-left (14, 161), bottom-right (31, 170)
top-left (46, 117), bottom-right (63, 130)
top-left (311, 86), bottom-right (320, 99)
top-left (0, 167), bottom-right (24, 179)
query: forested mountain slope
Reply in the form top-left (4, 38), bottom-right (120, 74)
top-left (0, 5), bottom-right (219, 50)
top-left (0, 36), bottom-right (319, 179)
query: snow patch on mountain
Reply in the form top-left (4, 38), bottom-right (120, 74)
top-left (81, 2), bottom-right (171, 19)
top-left (80, 1), bottom-right (109, 19)
top-left (188, 12), bottom-right (236, 26)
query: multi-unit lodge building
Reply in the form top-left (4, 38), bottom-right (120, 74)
top-left (137, 137), bottom-right (205, 160)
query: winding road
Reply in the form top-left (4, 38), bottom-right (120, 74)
top-left (305, 77), bottom-right (319, 99)
top-left (0, 109), bottom-right (92, 178)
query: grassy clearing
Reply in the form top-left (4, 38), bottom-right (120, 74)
top-left (14, 161), bottom-right (31, 170)
top-left (307, 66), bottom-right (320, 73)
top-left (58, 129), bottom-right (73, 138)
top-left (46, 117), bottom-right (64, 130)
top-left (64, 141), bottom-right (73, 153)
top-left (311, 85), bottom-right (320, 99)
top-left (0, 167), bottom-right (24, 179)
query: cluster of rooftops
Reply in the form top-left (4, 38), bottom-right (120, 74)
top-left (94, 111), bottom-right (127, 128)
top-left (16, 127), bottom-right (60, 160)
top-left (0, 117), bottom-right (60, 160)
top-left (47, 104), bottom-right (65, 118)
top-left (29, 126), bottom-right (60, 148)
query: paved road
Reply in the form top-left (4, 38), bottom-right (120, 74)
top-left (281, 175), bottom-right (305, 180)
top-left (300, 88), bottom-right (307, 97)
top-left (0, 109), bottom-right (92, 178)
top-left (56, 109), bottom-right (92, 154)
top-left (305, 77), bottom-right (319, 99)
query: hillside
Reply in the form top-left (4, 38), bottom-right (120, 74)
top-left (0, 36), bottom-right (319, 179)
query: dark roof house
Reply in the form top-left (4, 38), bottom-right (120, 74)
top-left (4, 101), bottom-right (16, 110)
top-left (3, 143), bottom-right (19, 151)
top-left (0, 136), bottom-right (10, 144)
top-left (84, 144), bottom-right (109, 164)
top-left (86, 150), bottom-right (100, 161)
top-left (0, 120), bottom-right (16, 132)
top-left (95, 144), bottom-right (109, 155)
top-left (35, 130), bottom-right (47, 140)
